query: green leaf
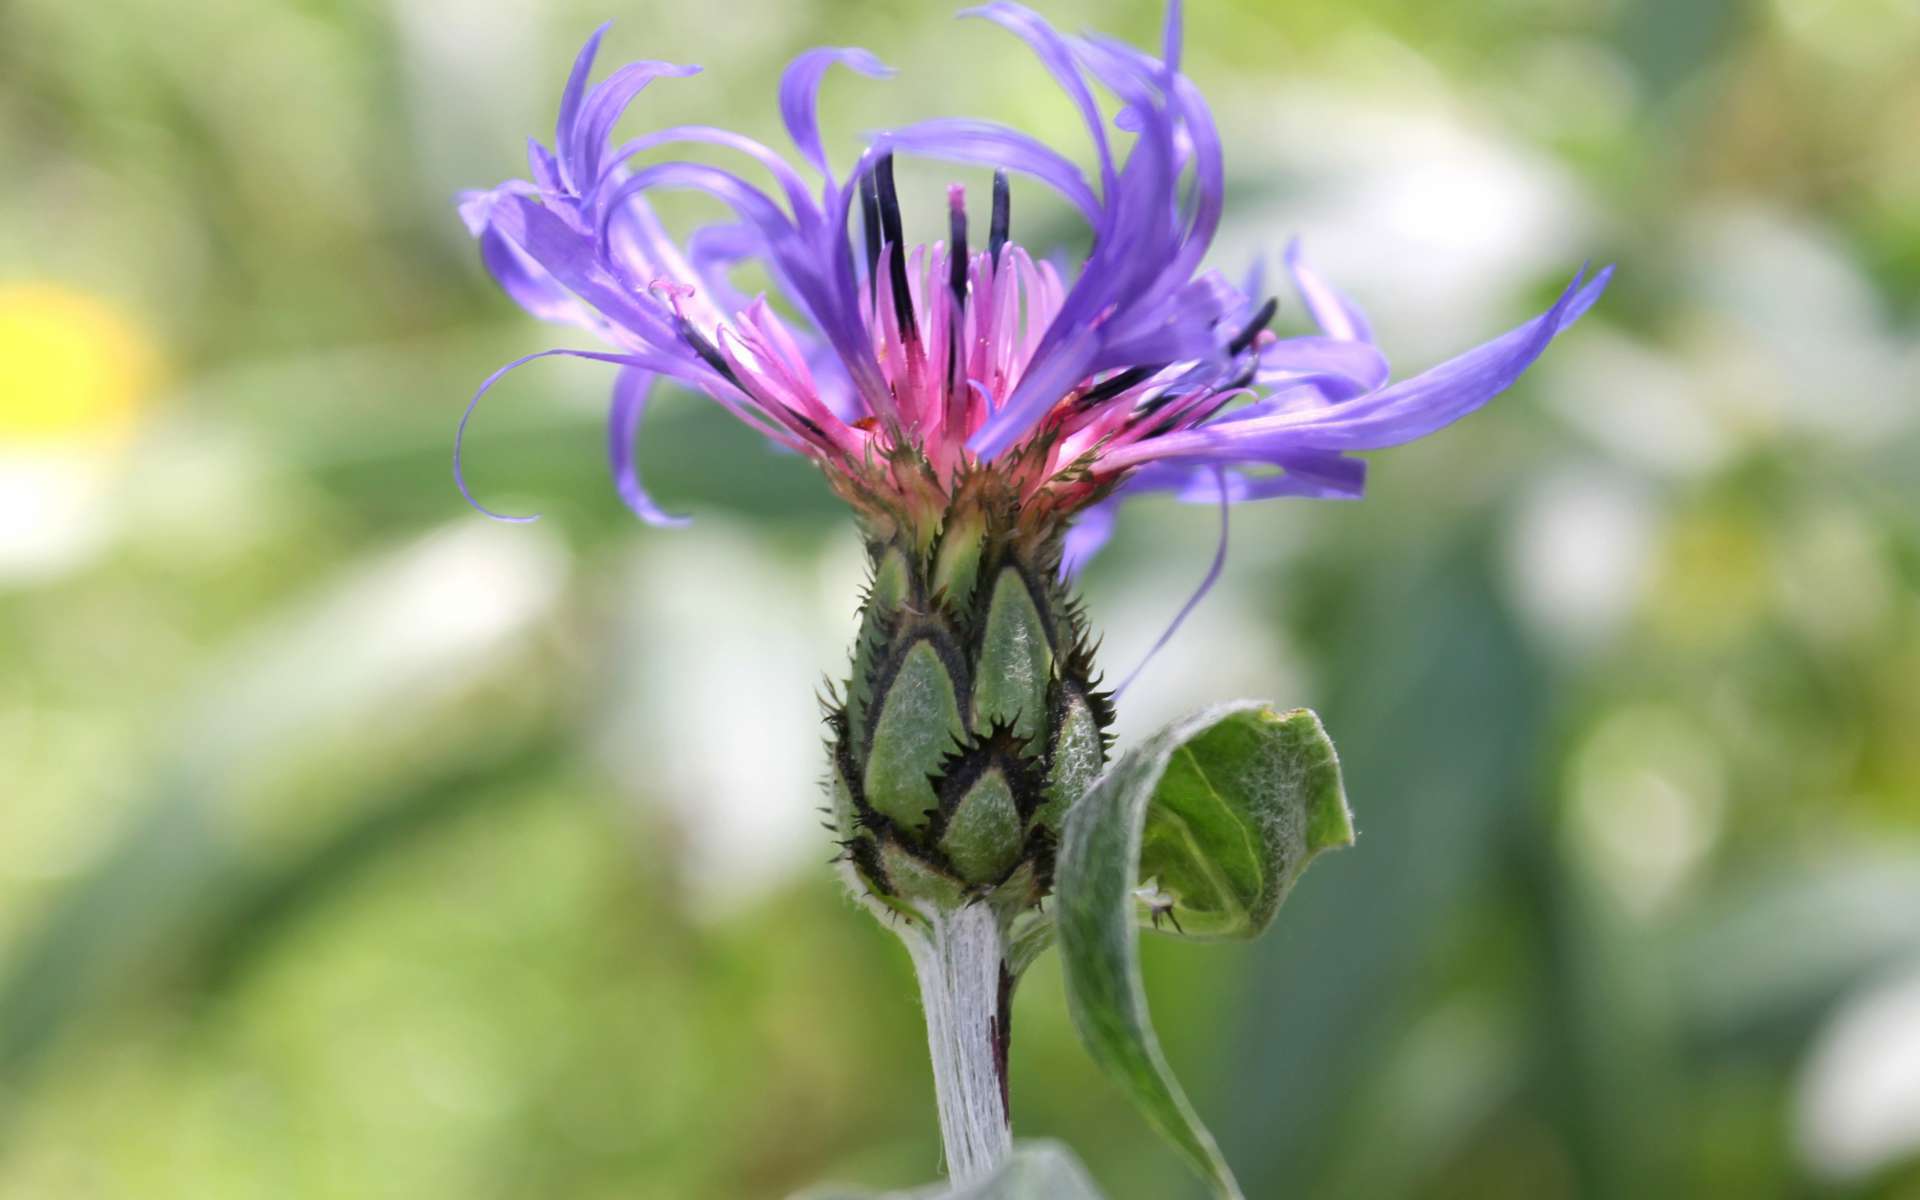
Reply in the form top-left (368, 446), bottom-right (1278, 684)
top-left (790, 1140), bottom-right (1105, 1199)
top-left (1138, 704), bottom-right (1353, 939)
top-left (1054, 702), bottom-right (1355, 1199)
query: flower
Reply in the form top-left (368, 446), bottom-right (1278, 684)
top-left (457, 1), bottom-right (1609, 567)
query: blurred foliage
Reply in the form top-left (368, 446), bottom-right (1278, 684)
top-left (2, 0), bottom-right (1917, 1198)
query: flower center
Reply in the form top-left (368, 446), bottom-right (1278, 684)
top-left (853, 157), bottom-right (1068, 482)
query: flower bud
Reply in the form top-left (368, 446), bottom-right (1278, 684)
top-left (829, 479), bottom-right (1114, 918)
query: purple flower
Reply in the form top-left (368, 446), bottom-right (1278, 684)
top-left (456, 2), bottom-right (1609, 562)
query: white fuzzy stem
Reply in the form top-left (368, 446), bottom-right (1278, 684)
top-left (905, 903), bottom-right (1012, 1182)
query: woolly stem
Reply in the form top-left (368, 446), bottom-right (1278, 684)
top-left (905, 903), bottom-right (1013, 1182)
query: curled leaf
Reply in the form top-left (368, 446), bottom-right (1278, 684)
top-left (1137, 703), bottom-right (1352, 939)
top-left (1055, 703), bottom-right (1354, 1199)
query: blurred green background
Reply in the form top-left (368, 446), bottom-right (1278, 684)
top-left (2, 0), bottom-right (1917, 1196)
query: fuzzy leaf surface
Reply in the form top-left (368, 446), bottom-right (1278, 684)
top-left (1055, 702), bottom-right (1354, 1199)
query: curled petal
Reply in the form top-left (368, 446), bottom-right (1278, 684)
top-left (962, 2), bottom-right (1117, 195)
top-left (681, 222), bottom-right (757, 312)
top-left (1241, 256), bottom-right (1268, 308)
top-left (457, 347), bottom-right (653, 523)
top-left (685, 221), bottom-right (757, 272)
top-left (571, 61), bottom-right (703, 186)
top-left (1198, 382), bottom-right (1335, 427)
top-left (1076, 32), bottom-right (1223, 290)
top-left (608, 367), bottom-right (693, 527)
top-left (596, 125), bottom-right (820, 228)
top-left (596, 164), bottom-right (804, 302)
top-left (492, 195), bottom-right (683, 348)
top-left (1284, 239), bottom-right (1374, 343)
top-left (599, 161), bottom-right (873, 385)
top-left (872, 120), bottom-right (1102, 224)
top-left (554, 24), bottom-right (613, 182)
top-left (1113, 465), bottom-right (1230, 697)
top-left (779, 47), bottom-right (893, 181)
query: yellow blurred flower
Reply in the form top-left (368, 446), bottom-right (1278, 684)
top-left (0, 283), bottom-right (159, 443)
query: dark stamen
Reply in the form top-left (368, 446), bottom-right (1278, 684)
top-left (1142, 396), bottom-right (1204, 439)
top-left (873, 154), bottom-right (917, 339)
top-left (788, 409), bottom-right (829, 441)
top-left (945, 189), bottom-right (968, 395)
top-left (1148, 370), bottom-right (1257, 438)
top-left (1133, 389), bottom-right (1180, 420)
top-left (1075, 364), bottom-right (1163, 411)
top-left (681, 317), bottom-right (823, 442)
top-left (988, 170), bottom-right (1011, 262)
top-left (677, 317), bottom-right (742, 387)
top-left (1227, 297), bottom-right (1279, 356)
top-left (859, 171), bottom-right (883, 299)
top-left (947, 186), bottom-right (969, 303)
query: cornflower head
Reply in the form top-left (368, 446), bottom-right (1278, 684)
top-left (457, 3), bottom-right (1607, 560)
top-left (457, 3), bottom-right (1607, 1189)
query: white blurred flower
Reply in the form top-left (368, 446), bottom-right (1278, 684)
top-left (189, 520), bottom-right (569, 764)
top-left (596, 520), bottom-right (862, 913)
top-left (1797, 963), bottom-right (1920, 1182)
top-left (1684, 206), bottom-right (1918, 446)
top-left (1215, 81), bottom-right (1596, 360)
top-left (1502, 465), bottom-right (1659, 654)
top-left (1567, 705), bottom-right (1727, 917)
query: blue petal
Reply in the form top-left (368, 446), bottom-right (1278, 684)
top-left (608, 367), bottom-right (694, 527)
top-left (1060, 498), bottom-right (1118, 580)
top-left (571, 61), bottom-right (702, 187)
top-left (962, 3), bottom-right (1118, 197)
top-left (555, 24), bottom-right (613, 188)
top-left (1290, 265), bottom-right (1611, 449)
top-left (596, 125), bottom-right (820, 230)
top-left (872, 120), bottom-right (1102, 224)
top-left (1256, 336), bottom-right (1391, 399)
top-left (1284, 239), bottom-right (1374, 343)
top-left (457, 347), bottom-right (649, 523)
top-left (477, 226), bottom-right (589, 326)
top-left (1122, 266), bottom-right (1611, 462)
top-left (779, 47), bottom-right (893, 181)
top-left (494, 195), bottom-right (683, 348)
top-left (1112, 465), bottom-right (1230, 697)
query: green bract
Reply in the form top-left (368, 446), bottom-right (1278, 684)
top-left (829, 479), bottom-right (1112, 914)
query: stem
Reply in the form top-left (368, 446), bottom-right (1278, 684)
top-left (905, 903), bottom-right (1013, 1182)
